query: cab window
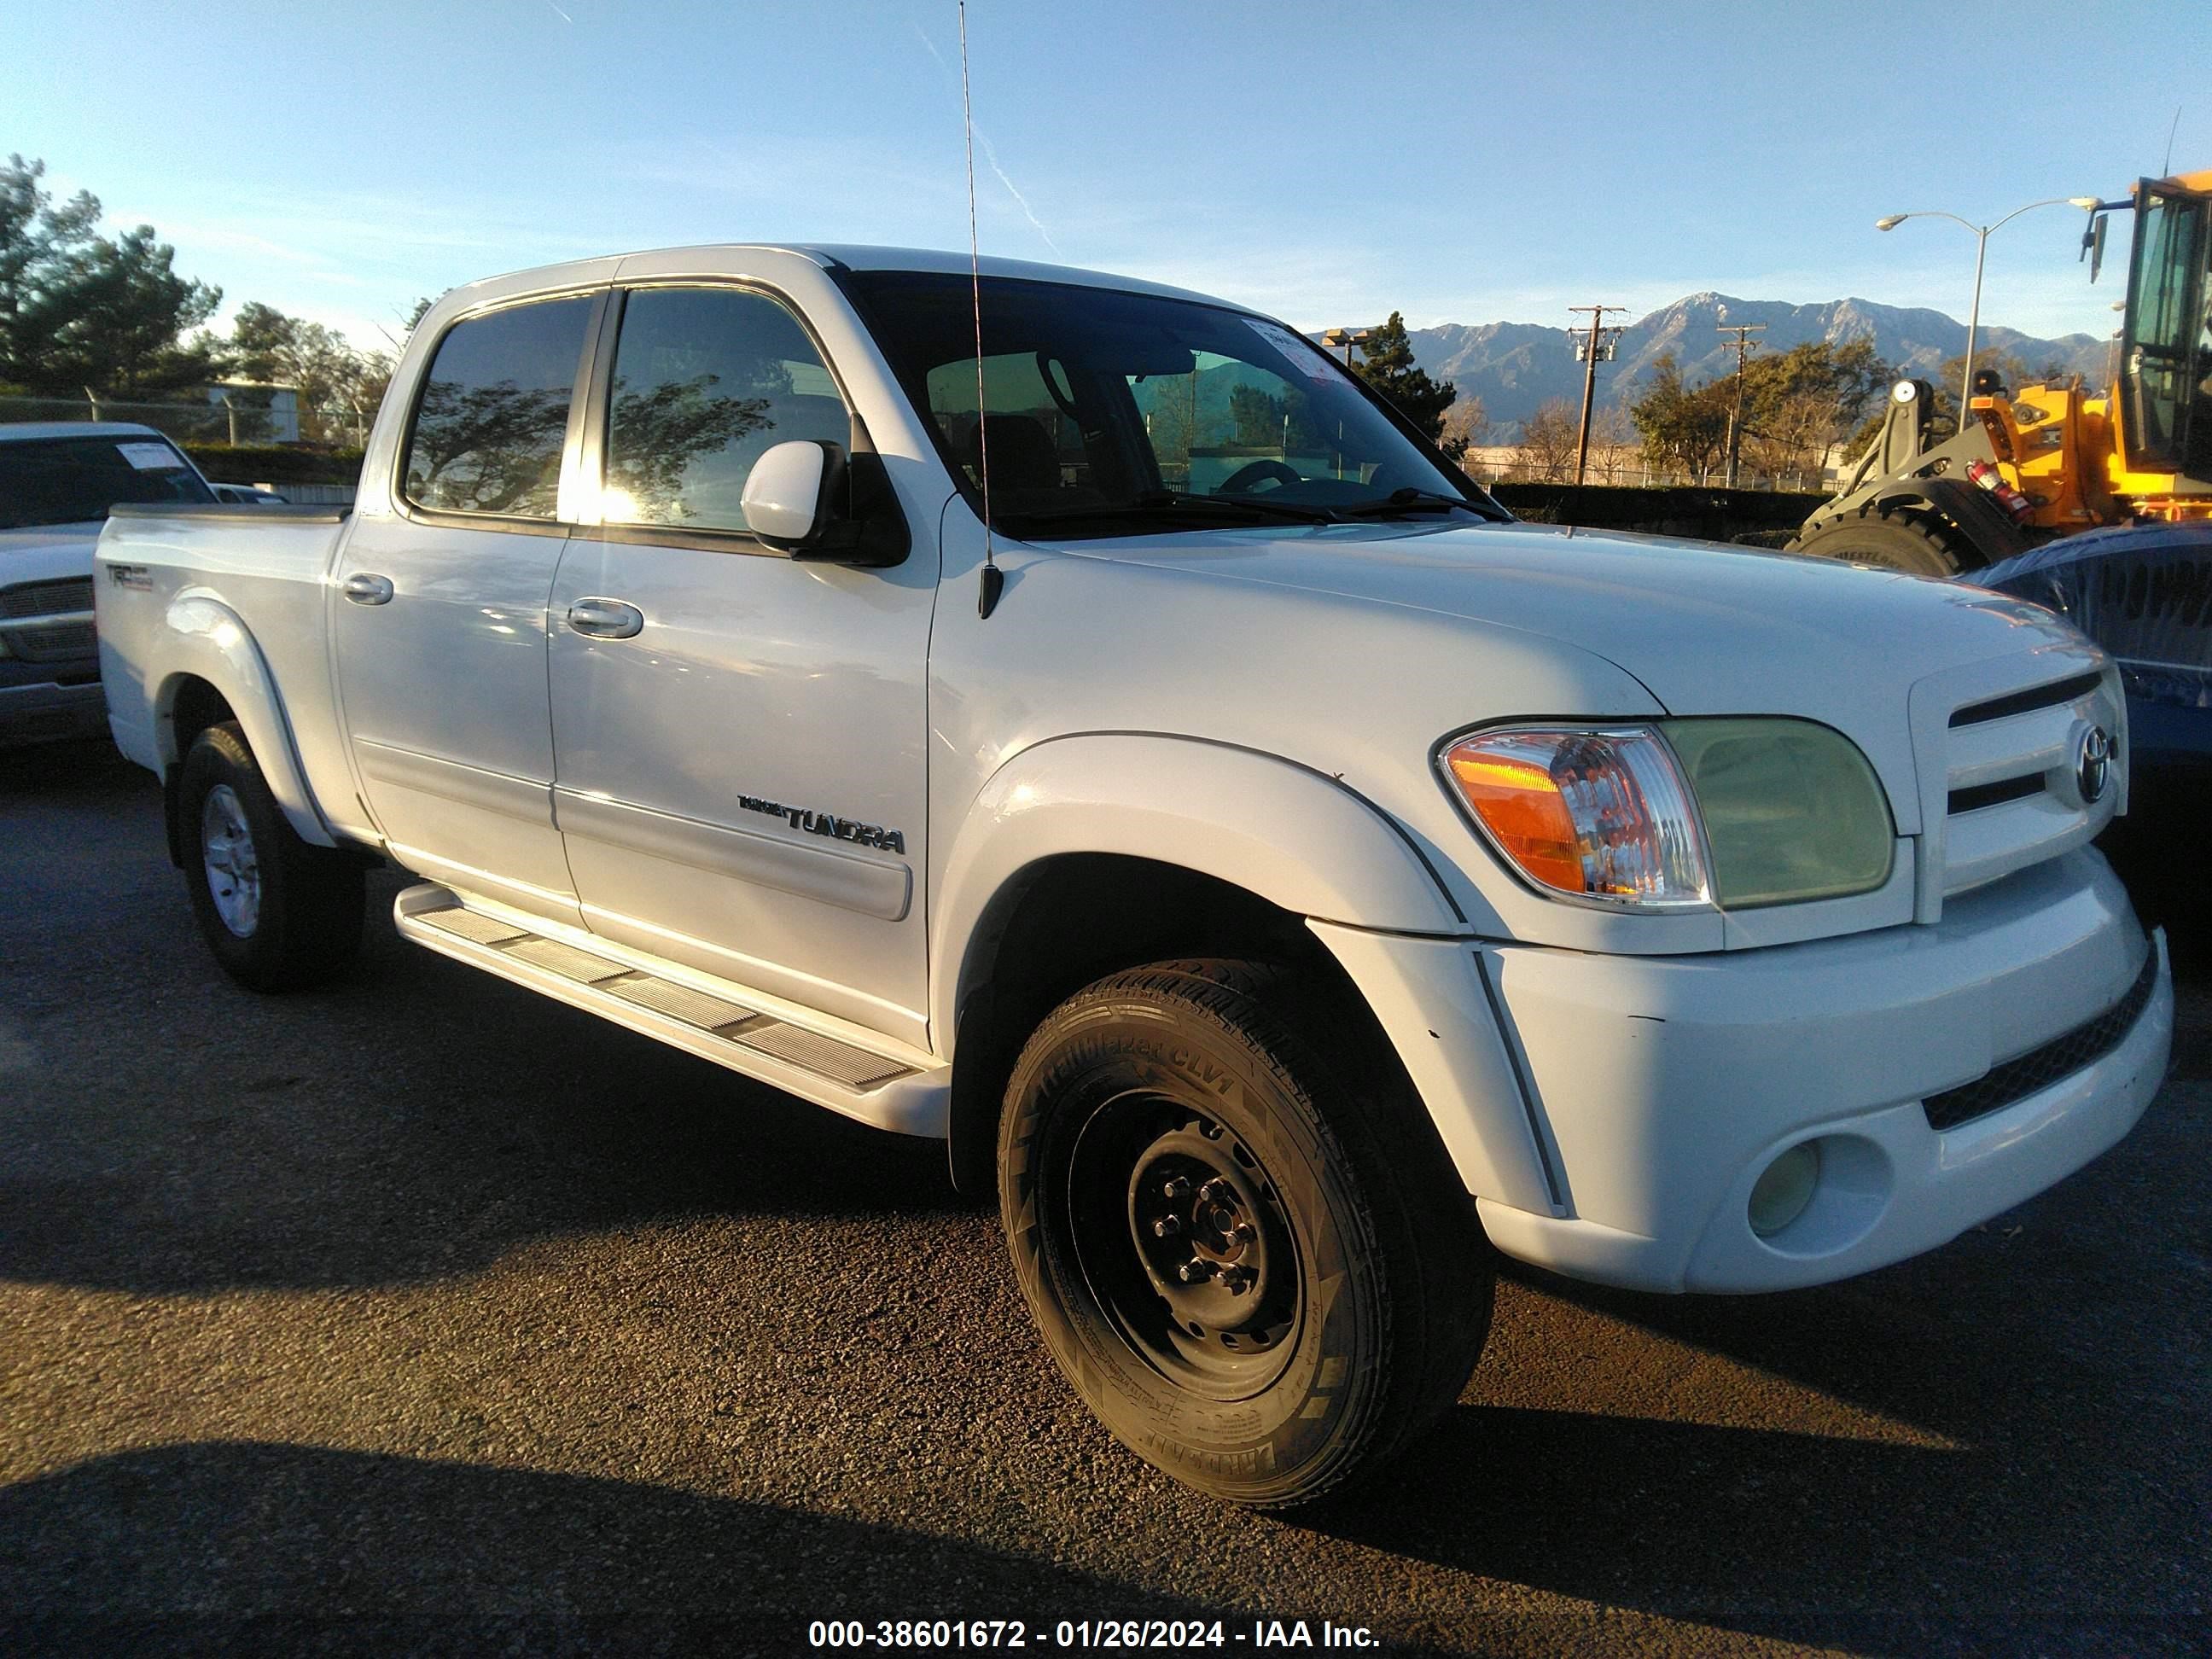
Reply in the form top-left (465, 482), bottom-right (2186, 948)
top-left (402, 295), bottom-right (594, 520)
top-left (599, 288), bottom-right (847, 534)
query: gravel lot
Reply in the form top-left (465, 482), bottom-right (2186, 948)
top-left (3, 739), bottom-right (2205, 1656)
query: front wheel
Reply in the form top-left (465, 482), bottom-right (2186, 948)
top-left (998, 959), bottom-right (1492, 1507)
top-left (178, 721), bottom-right (365, 991)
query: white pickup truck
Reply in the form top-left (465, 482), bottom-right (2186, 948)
top-left (96, 244), bottom-right (2174, 1507)
top-left (2, 422), bottom-right (221, 747)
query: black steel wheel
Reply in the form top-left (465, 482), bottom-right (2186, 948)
top-left (998, 958), bottom-right (1493, 1508)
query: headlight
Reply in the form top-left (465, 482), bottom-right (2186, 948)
top-left (1440, 727), bottom-right (1713, 909)
top-left (1440, 719), bottom-right (1892, 911)
top-left (1658, 719), bottom-right (1892, 908)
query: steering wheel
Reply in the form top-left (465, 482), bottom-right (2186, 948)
top-left (1217, 459), bottom-right (1305, 495)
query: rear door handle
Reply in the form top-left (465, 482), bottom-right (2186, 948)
top-left (341, 573), bottom-right (394, 606)
top-left (567, 597), bottom-right (644, 639)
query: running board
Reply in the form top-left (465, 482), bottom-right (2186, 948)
top-left (392, 883), bottom-right (948, 1138)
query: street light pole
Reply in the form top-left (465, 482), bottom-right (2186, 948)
top-left (1874, 196), bottom-right (2100, 416)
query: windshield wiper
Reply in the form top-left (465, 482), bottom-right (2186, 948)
top-left (1016, 491), bottom-right (1340, 527)
top-left (1339, 487), bottom-right (1494, 520)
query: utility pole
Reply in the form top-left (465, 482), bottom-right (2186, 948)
top-left (1569, 306), bottom-right (1626, 485)
top-left (1716, 320), bottom-right (1769, 486)
top-left (1717, 322), bottom-right (1764, 489)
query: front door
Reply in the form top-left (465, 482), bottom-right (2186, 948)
top-left (546, 282), bottom-right (937, 1045)
top-left (332, 290), bottom-right (601, 923)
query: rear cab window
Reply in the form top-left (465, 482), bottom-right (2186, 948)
top-left (0, 434), bottom-right (212, 529)
top-left (402, 296), bottom-right (596, 521)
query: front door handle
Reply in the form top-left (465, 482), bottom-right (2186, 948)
top-left (567, 597), bottom-right (644, 639)
top-left (341, 573), bottom-right (394, 606)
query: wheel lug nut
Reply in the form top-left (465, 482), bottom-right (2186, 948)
top-left (1177, 1259), bottom-right (1214, 1284)
top-left (1162, 1177), bottom-right (1191, 1200)
top-left (1151, 1215), bottom-right (1181, 1238)
top-left (1232, 1221), bottom-right (1256, 1243)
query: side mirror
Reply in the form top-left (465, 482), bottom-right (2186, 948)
top-left (740, 427), bottom-right (910, 568)
top-left (742, 439), bottom-right (839, 546)
top-left (2082, 212), bottom-right (2109, 283)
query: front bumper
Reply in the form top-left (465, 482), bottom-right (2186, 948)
top-left (1329, 848), bottom-right (2173, 1295)
top-left (0, 657), bottom-right (108, 748)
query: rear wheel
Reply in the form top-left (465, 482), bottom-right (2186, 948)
top-left (998, 958), bottom-right (1492, 1508)
top-left (178, 721), bottom-right (364, 991)
top-left (1788, 507), bottom-right (1966, 576)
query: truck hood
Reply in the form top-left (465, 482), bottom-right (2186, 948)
top-left (1054, 516), bottom-right (2089, 714)
top-left (1047, 517), bottom-right (2104, 843)
top-left (0, 522), bottom-right (103, 587)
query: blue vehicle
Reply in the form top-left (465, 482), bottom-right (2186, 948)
top-left (1971, 521), bottom-right (2212, 815)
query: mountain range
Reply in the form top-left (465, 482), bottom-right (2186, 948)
top-left (1405, 294), bottom-right (2113, 440)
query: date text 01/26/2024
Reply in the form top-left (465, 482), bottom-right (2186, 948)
top-left (806, 1619), bottom-right (1379, 1649)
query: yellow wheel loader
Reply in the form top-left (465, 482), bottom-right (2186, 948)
top-left (1790, 169), bottom-right (2212, 573)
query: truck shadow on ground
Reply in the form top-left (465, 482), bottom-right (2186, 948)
top-left (0, 743), bottom-right (968, 1300)
top-left (0, 1441), bottom-right (1248, 1652)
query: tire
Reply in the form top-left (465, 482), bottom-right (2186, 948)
top-left (178, 721), bottom-right (364, 991)
top-left (998, 958), bottom-right (1493, 1508)
top-left (1787, 507), bottom-right (1965, 576)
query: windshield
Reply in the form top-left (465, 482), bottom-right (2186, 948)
top-left (0, 434), bottom-right (214, 530)
top-left (841, 271), bottom-right (1501, 539)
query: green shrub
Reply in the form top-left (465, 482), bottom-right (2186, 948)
top-left (182, 444), bottom-right (364, 486)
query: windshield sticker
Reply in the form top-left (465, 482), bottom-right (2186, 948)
top-left (1248, 319), bottom-right (1337, 383)
top-left (117, 442), bottom-right (182, 471)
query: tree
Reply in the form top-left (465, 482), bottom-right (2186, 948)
top-left (1352, 311), bottom-right (1455, 442)
top-left (1629, 354), bottom-right (1732, 481)
top-left (1588, 403), bottom-right (1636, 482)
top-left (0, 154), bottom-right (99, 387)
top-left (1511, 398), bottom-right (1582, 482)
top-left (1229, 382), bottom-right (1285, 447)
top-left (1437, 392), bottom-right (1489, 463)
top-left (226, 300), bottom-right (393, 445)
top-left (0, 156), bottom-right (220, 399)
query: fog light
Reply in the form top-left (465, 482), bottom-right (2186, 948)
top-left (1749, 1143), bottom-right (1821, 1237)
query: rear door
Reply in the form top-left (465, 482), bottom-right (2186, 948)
top-left (331, 289), bottom-right (602, 923)
top-left (545, 282), bottom-right (937, 1045)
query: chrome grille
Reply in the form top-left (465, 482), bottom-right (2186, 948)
top-left (7, 621), bottom-right (96, 661)
top-left (1928, 659), bottom-right (2123, 899)
top-left (1, 578), bottom-right (92, 620)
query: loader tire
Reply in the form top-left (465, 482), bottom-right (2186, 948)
top-left (1788, 507), bottom-right (1966, 577)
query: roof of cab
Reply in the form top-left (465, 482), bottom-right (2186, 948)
top-left (0, 421), bottom-right (168, 443)
top-left (439, 243), bottom-right (1243, 315)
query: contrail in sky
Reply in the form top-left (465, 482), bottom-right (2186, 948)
top-left (914, 22), bottom-right (1062, 254)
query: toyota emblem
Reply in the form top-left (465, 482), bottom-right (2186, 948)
top-left (2075, 725), bottom-right (2112, 805)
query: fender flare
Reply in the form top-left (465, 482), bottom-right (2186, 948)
top-left (151, 591), bottom-right (335, 848)
top-left (1867, 475), bottom-right (2034, 568)
top-left (929, 732), bottom-right (1464, 1045)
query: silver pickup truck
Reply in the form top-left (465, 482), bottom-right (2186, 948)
top-left (96, 244), bottom-right (2174, 1507)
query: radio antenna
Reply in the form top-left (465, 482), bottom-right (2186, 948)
top-left (959, 0), bottom-right (1003, 619)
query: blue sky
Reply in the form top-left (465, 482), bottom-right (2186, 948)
top-left (10, 0), bottom-right (2209, 355)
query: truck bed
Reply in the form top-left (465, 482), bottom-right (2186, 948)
top-left (95, 503), bottom-right (352, 809)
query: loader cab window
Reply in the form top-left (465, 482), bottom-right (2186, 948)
top-left (402, 295), bottom-right (594, 521)
top-left (2121, 185), bottom-right (2211, 479)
